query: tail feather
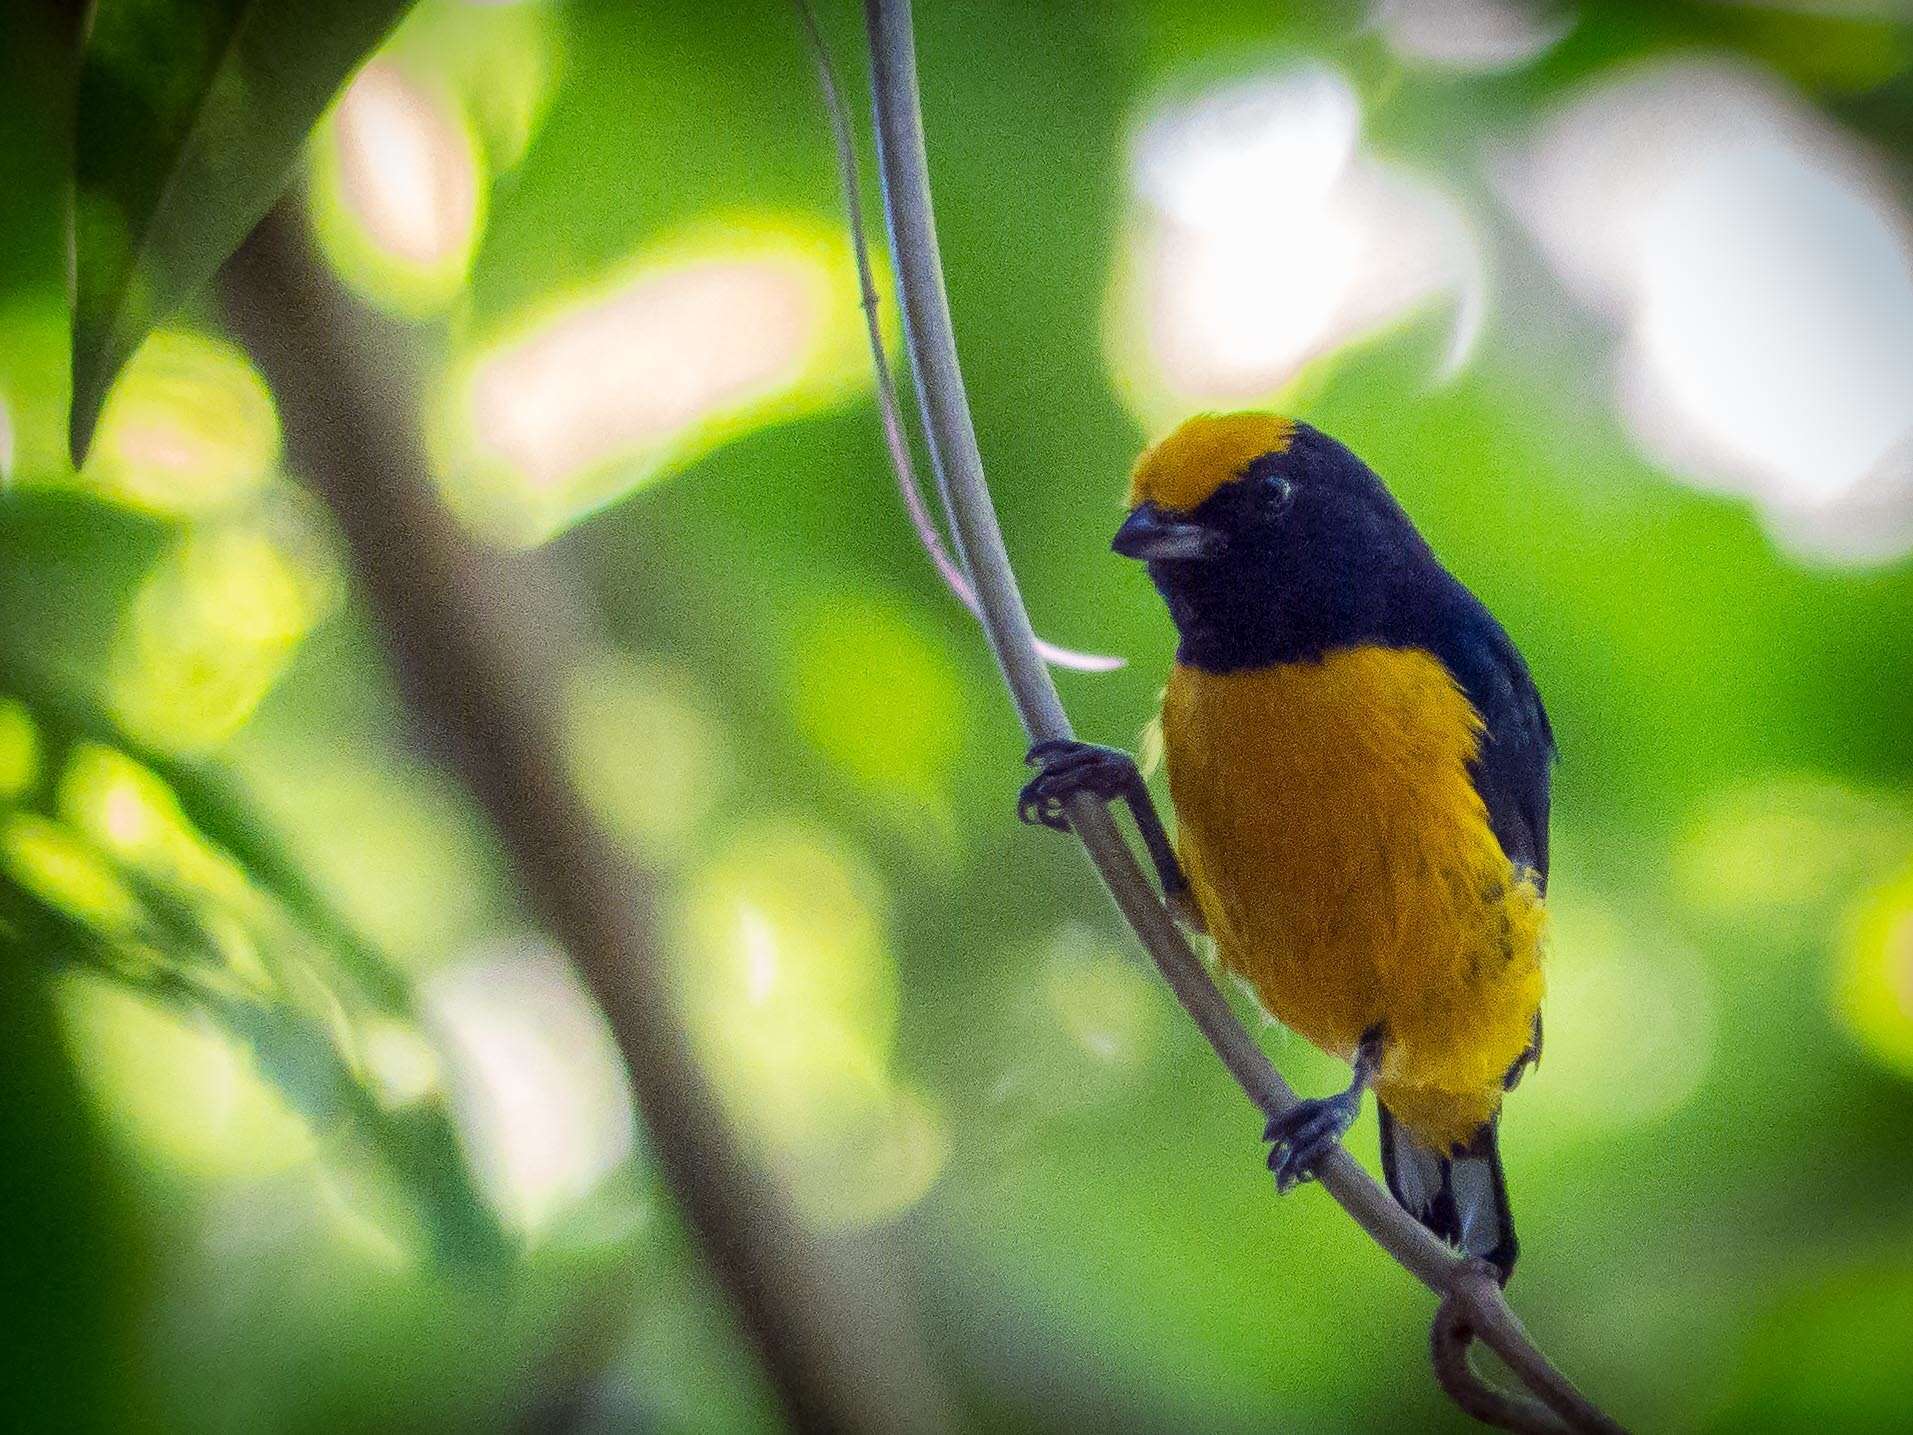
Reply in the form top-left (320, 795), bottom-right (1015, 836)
top-left (1379, 1107), bottom-right (1518, 1281)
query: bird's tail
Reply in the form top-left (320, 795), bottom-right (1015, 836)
top-left (1378, 1105), bottom-right (1518, 1282)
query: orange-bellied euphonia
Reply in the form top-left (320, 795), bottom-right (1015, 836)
top-left (1019, 413), bottom-right (1549, 1279)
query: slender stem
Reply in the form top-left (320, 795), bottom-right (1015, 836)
top-left (861, 2), bottom-right (1625, 1431)
top-left (218, 202), bottom-right (951, 1435)
top-left (790, 0), bottom-right (1120, 675)
top-left (1434, 1289), bottom-right (1574, 1435)
top-left (864, 2), bottom-right (1074, 739)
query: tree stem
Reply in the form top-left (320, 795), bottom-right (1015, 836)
top-left (219, 201), bottom-right (951, 1435)
top-left (860, 2), bottom-right (1625, 1430)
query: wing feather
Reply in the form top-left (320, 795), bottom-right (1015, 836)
top-left (1409, 579), bottom-right (1552, 1089)
top-left (1413, 583), bottom-right (1553, 889)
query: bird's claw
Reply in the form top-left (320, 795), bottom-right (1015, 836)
top-left (1017, 741), bottom-right (1141, 834)
top-left (1264, 1093), bottom-right (1360, 1194)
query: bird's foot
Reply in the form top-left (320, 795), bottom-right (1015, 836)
top-left (1018, 740), bottom-right (1141, 832)
top-left (1264, 1091), bottom-right (1361, 1194)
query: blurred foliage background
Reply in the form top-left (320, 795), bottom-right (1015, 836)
top-left (3, 0), bottom-right (1913, 1430)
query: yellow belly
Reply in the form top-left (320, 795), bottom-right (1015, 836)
top-left (1161, 646), bottom-right (1545, 1149)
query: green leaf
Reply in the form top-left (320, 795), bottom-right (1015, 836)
top-left (0, 932), bottom-right (153, 1433)
top-left (69, 0), bottom-right (415, 464)
top-left (0, 676), bottom-right (513, 1269)
top-left (2, 860), bottom-right (514, 1271)
top-left (1, 660), bottom-right (414, 1012)
top-left (183, 974), bottom-right (517, 1270)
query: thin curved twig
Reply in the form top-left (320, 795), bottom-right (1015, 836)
top-left (855, 1), bottom-right (1628, 1430)
top-left (789, 0), bottom-right (1121, 674)
top-left (1433, 1262), bottom-right (1575, 1435)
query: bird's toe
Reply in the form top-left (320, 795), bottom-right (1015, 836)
top-left (1016, 742), bottom-right (1139, 830)
top-left (1263, 1094), bottom-right (1358, 1193)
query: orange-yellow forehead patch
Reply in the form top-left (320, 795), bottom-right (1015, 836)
top-left (1128, 412), bottom-right (1296, 513)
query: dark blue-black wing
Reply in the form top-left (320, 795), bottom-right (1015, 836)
top-left (1413, 580), bottom-right (1552, 1089)
top-left (1416, 581), bottom-right (1553, 890)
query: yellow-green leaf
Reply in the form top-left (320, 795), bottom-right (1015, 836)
top-left (69, 0), bottom-right (414, 464)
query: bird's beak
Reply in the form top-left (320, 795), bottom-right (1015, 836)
top-left (1112, 501), bottom-right (1226, 561)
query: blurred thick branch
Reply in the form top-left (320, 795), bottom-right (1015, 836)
top-left (855, 1), bottom-right (1626, 1431)
top-left (219, 203), bottom-right (950, 1435)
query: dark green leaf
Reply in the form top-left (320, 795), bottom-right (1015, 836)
top-left (0, 929), bottom-right (154, 1434)
top-left (69, 0), bottom-right (415, 464)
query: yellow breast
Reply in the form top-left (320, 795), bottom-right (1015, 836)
top-left (1161, 646), bottom-right (1544, 1148)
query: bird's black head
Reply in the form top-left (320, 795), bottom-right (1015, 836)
top-left (1116, 414), bottom-right (1438, 672)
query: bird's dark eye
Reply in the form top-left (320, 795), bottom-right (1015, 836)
top-left (1200, 471), bottom-right (1291, 529)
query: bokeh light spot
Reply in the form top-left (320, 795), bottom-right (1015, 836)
top-left (81, 330), bottom-right (280, 518)
top-left (1501, 57), bottom-right (1913, 562)
top-left (55, 970), bottom-right (317, 1177)
top-left (474, 259), bottom-right (805, 488)
top-left (985, 927), bottom-right (1176, 1124)
top-left (108, 524), bottom-right (334, 753)
top-left (437, 217), bottom-right (879, 545)
top-left (1, 811), bottom-right (145, 937)
top-left (563, 653), bottom-right (732, 867)
top-left (681, 821), bottom-right (894, 1063)
top-left (805, 1079), bottom-right (951, 1230)
top-left (1672, 777), bottom-right (1911, 944)
top-left (676, 819), bottom-right (947, 1226)
top-left (1525, 891), bottom-right (1717, 1133)
top-left (228, 739), bottom-right (501, 966)
top-left (310, 60), bottom-right (485, 316)
top-left (1835, 863), bottom-right (1913, 1080)
top-left (785, 590), bottom-right (966, 838)
top-left (361, 1017), bottom-right (443, 1109)
top-left (1041, 924), bottom-right (1167, 1070)
top-left (1133, 68), bottom-right (1360, 231)
top-left (361, 1018), bottom-right (444, 1109)
top-left (59, 743), bottom-right (248, 904)
top-left (426, 939), bottom-right (636, 1234)
top-left (0, 699), bottom-right (40, 799)
top-left (1371, 0), bottom-right (1573, 73)
top-left (1111, 66), bottom-right (1483, 424)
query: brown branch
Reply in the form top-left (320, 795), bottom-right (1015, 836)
top-left (855, 0), bottom-right (1628, 1429)
top-left (1433, 1262), bottom-right (1576, 1435)
top-left (218, 201), bottom-right (952, 1435)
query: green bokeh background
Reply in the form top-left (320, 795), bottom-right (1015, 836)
top-left (3, 1), bottom-right (1912, 1430)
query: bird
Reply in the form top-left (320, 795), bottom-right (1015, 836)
top-left (1018, 412), bottom-right (1550, 1280)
